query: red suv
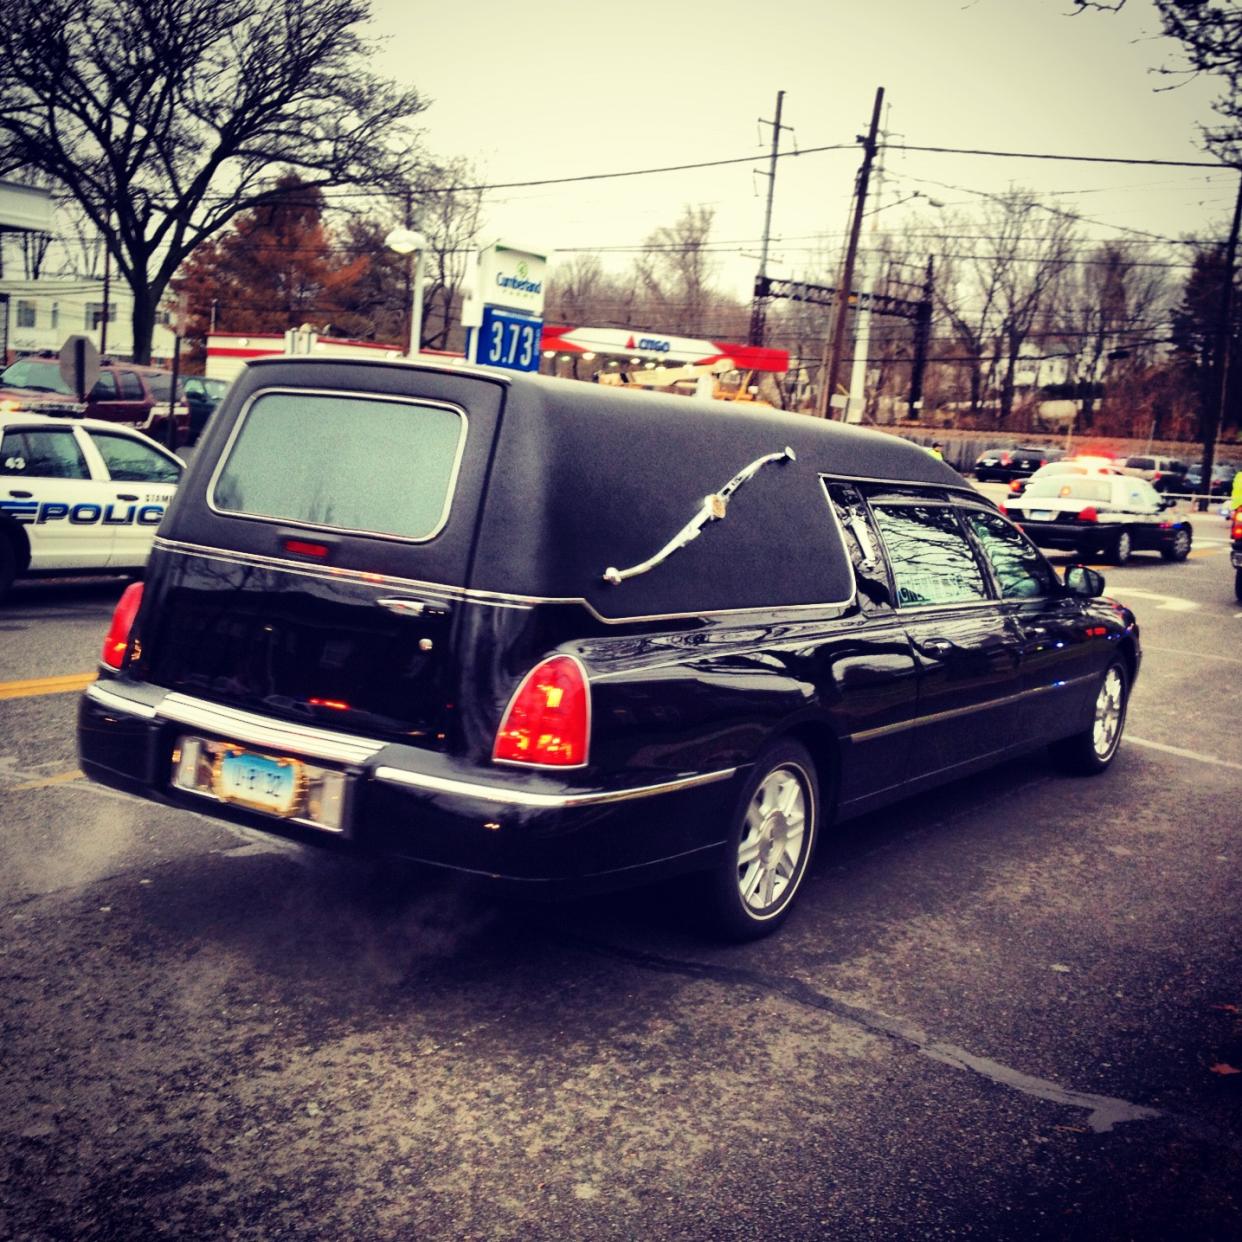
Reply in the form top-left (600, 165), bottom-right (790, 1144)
top-left (0, 353), bottom-right (186, 442)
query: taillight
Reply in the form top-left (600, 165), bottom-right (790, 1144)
top-left (1078, 507), bottom-right (1098, 523)
top-left (1000, 452), bottom-right (1012, 465)
top-left (493, 655), bottom-right (590, 767)
top-left (998, 503), bottom-right (1009, 516)
top-left (1231, 512), bottom-right (1242, 541)
top-left (1008, 479), bottom-right (1022, 493)
top-left (101, 582), bottom-right (143, 669)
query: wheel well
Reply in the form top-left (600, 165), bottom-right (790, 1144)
top-left (785, 720), bottom-right (842, 817)
top-left (1117, 634), bottom-right (1139, 686)
top-left (0, 518), bottom-right (31, 573)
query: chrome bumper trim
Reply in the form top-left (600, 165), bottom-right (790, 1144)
top-left (84, 682), bottom-right (159, 720)
top-left (158, 693), bottom-right (387, 766)
top-left (372, 765), bottom-right (738, 809)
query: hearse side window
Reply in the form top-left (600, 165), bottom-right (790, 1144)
top-left (961, 507), bottom-right (1056, 599)
top-left (212, 391), bottom-right (465, 541)
top-left (869, 503), bottom-right (988, 607)
top-left (823, 480), bottom-right (891, 609)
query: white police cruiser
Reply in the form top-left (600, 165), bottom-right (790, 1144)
top-left (0, 412), bottom-right (182, 597)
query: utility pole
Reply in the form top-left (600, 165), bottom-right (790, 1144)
top-left (748, 90), bottom-right (791, 347)
top-left (99, 218), bottom-right (111, 355)
top-left (907, 256), bottom-right (934, 421)
top-left (818, 86), bottom-right (884, 419)
top-left (1199, 170), bottom-right (1242, 509)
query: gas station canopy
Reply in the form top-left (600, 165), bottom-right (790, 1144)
top-left (541, 324), bottom-right (788, 372)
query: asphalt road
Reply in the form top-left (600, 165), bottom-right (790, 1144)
top-left (1, 502), bottom-right (1239, 1241)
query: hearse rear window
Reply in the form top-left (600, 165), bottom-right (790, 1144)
top-left (212, 391), bottom-right (465, 540)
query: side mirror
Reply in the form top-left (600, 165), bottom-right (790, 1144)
top-left (1064, 564), bottom-right (1105, 598)
top-left (1160, 496), bottom-right (1176, 510)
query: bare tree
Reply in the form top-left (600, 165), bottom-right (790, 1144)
top-left (633, 204), bottom-right (718, 336)
top-left (1073, 1), bottom-right (1242, 163)
top-left (0, 0), bottom-right (428, 361)
top-left (935, 212), bottom-right (1004, 416)
top-left (1049, 242), bottom-right (1170, 428)
top-left (415, 160), bottom-right (484, 351)
top-left (934, 192), bottom-right (1078, 424)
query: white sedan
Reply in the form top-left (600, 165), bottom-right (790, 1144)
top-left (0, 413), bottom-right (182, 597)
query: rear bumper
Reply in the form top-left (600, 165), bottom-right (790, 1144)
top-left (1020, 522), bottom-right (1111, 555)
top-left (77, 680), bottom-right (740, 893)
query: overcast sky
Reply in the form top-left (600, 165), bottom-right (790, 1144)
top-left (367, 0), bottom-right (1230, 309)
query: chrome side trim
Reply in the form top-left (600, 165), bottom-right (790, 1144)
top-left (372, 765), bottom-right (739, 809)
top-left (84, 682), bottom-right (160, 720)
top-left (151, 538), bottom-right (857, 625)
top-left (158, 693), bottom-right (387, 765)
top-left (849, 671), bottom-right (1098, 743)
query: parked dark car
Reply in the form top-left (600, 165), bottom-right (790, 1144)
top-left (1123, 454), bottom-right (1189, 494)
top-left (1184, 461), bottom-right (1237, 497)
top-left (1005, 472), bottom-right (1192, 564)
top-left (973, 444), bottom-right (1062, 483)
top-left (0, 353), bottom-right (157, 425)
top-left (78, 359), bottom-right (1141, 939)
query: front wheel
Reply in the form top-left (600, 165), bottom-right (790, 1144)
top-left (703, 741), bottom-right (820, 941)
top-left (1049, 660), bottom-right (1129, 775)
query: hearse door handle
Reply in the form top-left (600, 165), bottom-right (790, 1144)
top-left (7, 489), bottom-right (32, 498)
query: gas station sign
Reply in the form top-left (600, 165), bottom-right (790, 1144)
top-left (477, 305), bottom-right (541, 372)
top-left (467, 241), bottom-right (550, 372)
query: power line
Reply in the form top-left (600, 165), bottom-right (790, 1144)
top-left (887, 143), bottom-right (1225, 169)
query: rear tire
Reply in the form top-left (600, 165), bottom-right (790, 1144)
top-left (1111, 530), bottom-right (1132, 565)
top-left (1161, 528), bottom-right (1191, 561)
top-left (703, 740), bottom-right (820, 941)
top-left (1049, 660), bottom-right (1129, 775)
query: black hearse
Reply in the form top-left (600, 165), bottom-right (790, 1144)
top-left (78, 359), bottom-right (1140, 938)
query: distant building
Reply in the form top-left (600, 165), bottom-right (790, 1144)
top-left (0, 277), bottom-right (177, 363)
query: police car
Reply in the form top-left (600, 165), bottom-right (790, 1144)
top-left (0, 413), bottom-right (182, 597)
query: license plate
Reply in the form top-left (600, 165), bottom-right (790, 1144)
top-left (215, 748), bottom-right (304, 816)
top-left (1030, 509), bottom-right (1054, 520)
top-left (171, 736), bottom-right (349, 833)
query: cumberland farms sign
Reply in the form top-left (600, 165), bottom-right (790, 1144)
top-left (477, 243), bottom-right (549, 315)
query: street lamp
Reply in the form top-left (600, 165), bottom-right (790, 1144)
top-left (384, 227), bottom-right (428, 357)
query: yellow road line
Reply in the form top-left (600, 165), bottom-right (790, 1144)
top-left (0, 672), bottom-right (96, 701)
top-left (11, 769), bottom-right (85, 791)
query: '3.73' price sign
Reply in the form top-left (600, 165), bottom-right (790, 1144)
top-left (477, 305), bottom-right (542, 373)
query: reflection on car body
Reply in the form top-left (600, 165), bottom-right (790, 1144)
top-left (79, 359), bottom-right (1141, 939)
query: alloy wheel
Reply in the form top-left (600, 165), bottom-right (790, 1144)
top-left (1092, 666), bottom-right (1125, 761)
top-left (736, 765), bottom-right (809, 915)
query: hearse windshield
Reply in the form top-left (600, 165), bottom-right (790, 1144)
top-left (212, 390), bottom-right (465, 540)
top-left (1024, 476), bottom-right (1112, 502)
